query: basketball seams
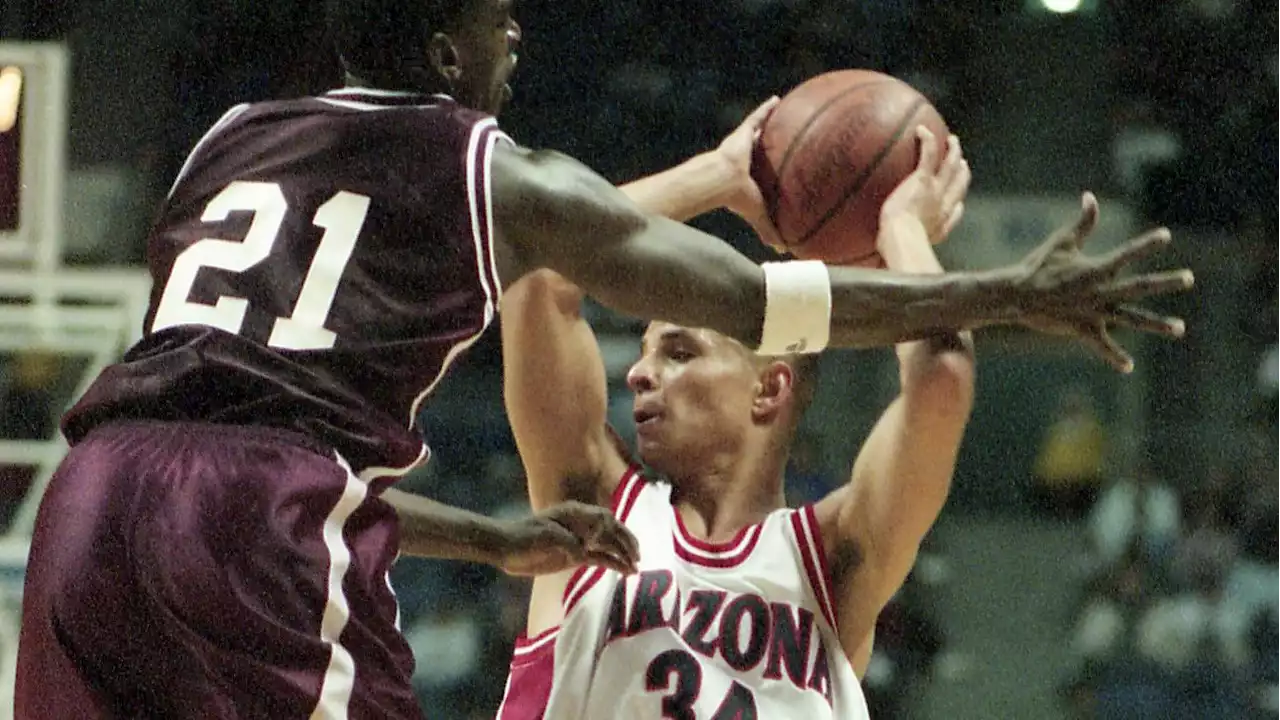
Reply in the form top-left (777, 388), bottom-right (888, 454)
top-left (769, 80), bottom-right (892, 243)
top-left (793, 97), bottom-right (928, 249)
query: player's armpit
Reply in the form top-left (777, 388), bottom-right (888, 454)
top-left (500, 270), bottom-right (630, 510)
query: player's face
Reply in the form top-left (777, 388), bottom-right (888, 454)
top-left (626, 322), bottom-right (762, 475)
top-left (444, 0), bottom-right (521, 115)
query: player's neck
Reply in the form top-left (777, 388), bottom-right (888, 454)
top-left (670, 440), bottom-right (787, 544)
top-left (340, 71), bottom-right (445, 97)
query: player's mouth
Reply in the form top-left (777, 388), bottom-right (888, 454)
top-left (633, 407), bottom-right (662, 432)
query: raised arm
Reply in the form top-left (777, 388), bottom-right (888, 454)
top-left (813, 135), bottom-right (976, 673)
top-left (490, 130), bottom-right (1191, 371)
top-left (500, 270), bottom-right (628, 510)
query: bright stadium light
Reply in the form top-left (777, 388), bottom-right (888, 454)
top-left (1041, 0), bottom-right (1083, 13)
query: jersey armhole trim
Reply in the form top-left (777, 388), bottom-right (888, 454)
top-left (511, 625), bottom-right (559, 666)
top-left (612, 464), bottom-right (645, 521)
top-left (468, 121), bottom-right (509, 312)
top-left (791, 505), bottom-right (839, 631)
top-left (166, 103), bottom-right (250, 199)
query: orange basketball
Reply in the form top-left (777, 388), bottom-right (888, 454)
top-left (751, 70), bottom-right (949, 265)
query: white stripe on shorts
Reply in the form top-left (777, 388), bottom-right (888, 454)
top-left (309, 453), bottom-right (369, 720)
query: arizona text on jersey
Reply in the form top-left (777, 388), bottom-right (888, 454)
top-left (497, 468), bottom-right (871, 719)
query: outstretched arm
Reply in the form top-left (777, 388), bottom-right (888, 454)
top-left (383, 488), bottom-right (637, 576)
top-left (490, 129), bottom-right (1191, 371)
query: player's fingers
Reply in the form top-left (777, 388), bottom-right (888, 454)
top-left (1100, 270), bottom-right (1196, 302)
top-left (743, 95), bottom-right (781, 128)
top-left (607, 521), bottom-right (641, 564)
top-left (940, 202), bottom-right (965, 240)
top-left (936, 134), bottom-right (963, 185)
top-left (1095, 227), bottom-right (1172, 272)
top-left (1076, 324), bottom-right (1134, 374)
top-left (1110, 305), bottom-right (1186, 338)
top-left (752, 214), bottom-right (787, 254)
top-left (542, 521), bottom-right (586, 557)
top-left (586, 549), bottom-right (638, 575)
top-left (915, 126), bottom-right (938, 174)
top-left (941, 159), bottom-right (971, 214)
top-left (1069, 192), bottom-right (1100, 248)
top-left (588, 521), bottom-right (641, 568)
top-left (560, 502), bottom-right (639, 563)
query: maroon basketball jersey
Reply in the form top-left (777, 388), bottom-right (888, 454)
top-left (63, 88), bottom-right (510, 480)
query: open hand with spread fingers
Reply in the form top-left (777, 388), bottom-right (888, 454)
top-left (1007, 192), bottom-right (1194, 373)
top-left (497, 501), bottom-right (641, 577)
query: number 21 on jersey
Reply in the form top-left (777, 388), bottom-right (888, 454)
top-left (151, 180), bottom-right (369, 351)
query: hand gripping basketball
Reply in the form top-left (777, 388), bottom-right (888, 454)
top-left (879, 127), bottom-right (971, 246)
top-left (1008, 192), bottom-right (1194, 373)
top-left (497, 501), bottom-right (641, 577)
top-left (716, 96), bottom-right (786, 251)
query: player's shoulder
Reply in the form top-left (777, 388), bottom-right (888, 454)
top-left (316, 88), bottom-right (495, 124)
top-left (223, 89), bottom-right (498, 135)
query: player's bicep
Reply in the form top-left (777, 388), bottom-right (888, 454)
top-left (489, 143), bottom-right (764, 347)
top-left (500, 270), bottom-right (622, 510)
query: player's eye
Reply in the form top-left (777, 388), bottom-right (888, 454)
top-left (667, 348), bottom-right (695, 362)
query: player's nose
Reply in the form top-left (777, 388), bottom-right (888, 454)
top-left (625, 359), bottom-right (656, 393)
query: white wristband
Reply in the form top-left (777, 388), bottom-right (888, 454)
top-left (757, 261), bottom-right (832, 355)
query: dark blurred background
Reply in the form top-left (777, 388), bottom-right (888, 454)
top-left (0, 0), bottom-right (1275, 718)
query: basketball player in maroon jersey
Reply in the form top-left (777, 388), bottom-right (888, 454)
top-left (16, 0), bottom-right (1192, 718)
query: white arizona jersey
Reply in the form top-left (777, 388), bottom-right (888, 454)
top-left (497, 466), bottom-right (870, 720)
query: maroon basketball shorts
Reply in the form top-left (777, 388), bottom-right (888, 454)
top-left (15, 421), bottom-right (423, 719)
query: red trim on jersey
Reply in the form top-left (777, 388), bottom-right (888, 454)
top-left (497, 629), bottom-right (556, 720)
top-left (672, 514), bottom-right (765, 569)
top-left (804, 504), bottom-right (837, 620)
top-left (613, 466), bottom-right (645, 519)
top-left (564, 567), bottom-right (607, 614)
top-left (511, 626), bottom-right (559, 663)
top-left (560, 465), bottom-right (644, 608)
top-left (791, 506), bottom-right (838, 630)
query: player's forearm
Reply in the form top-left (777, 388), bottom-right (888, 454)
top-left (876, 213), bottom-right (976, 399)
top-left (619, 151), bottom-right (737, 222)
top-left (496, 145), bottom-right (1023, 352)
top-left (552, 210), bottom-right (1015, 352)
top-left (382, 488), bottom-right (510, 565)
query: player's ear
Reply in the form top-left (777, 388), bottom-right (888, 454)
top-left (751, 360), bottom-right (794, 423)
top-left (426, 32), bottom-right (462, 86)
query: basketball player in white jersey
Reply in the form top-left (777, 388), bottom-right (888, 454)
top-left (493, 128), bottom-right (979, 718)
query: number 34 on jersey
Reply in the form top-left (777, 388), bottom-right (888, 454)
top-left (607, 569), bottom-right (836, 720)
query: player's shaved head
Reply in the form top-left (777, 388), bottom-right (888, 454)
top-left (327, 0), bottom-right (476, 91)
